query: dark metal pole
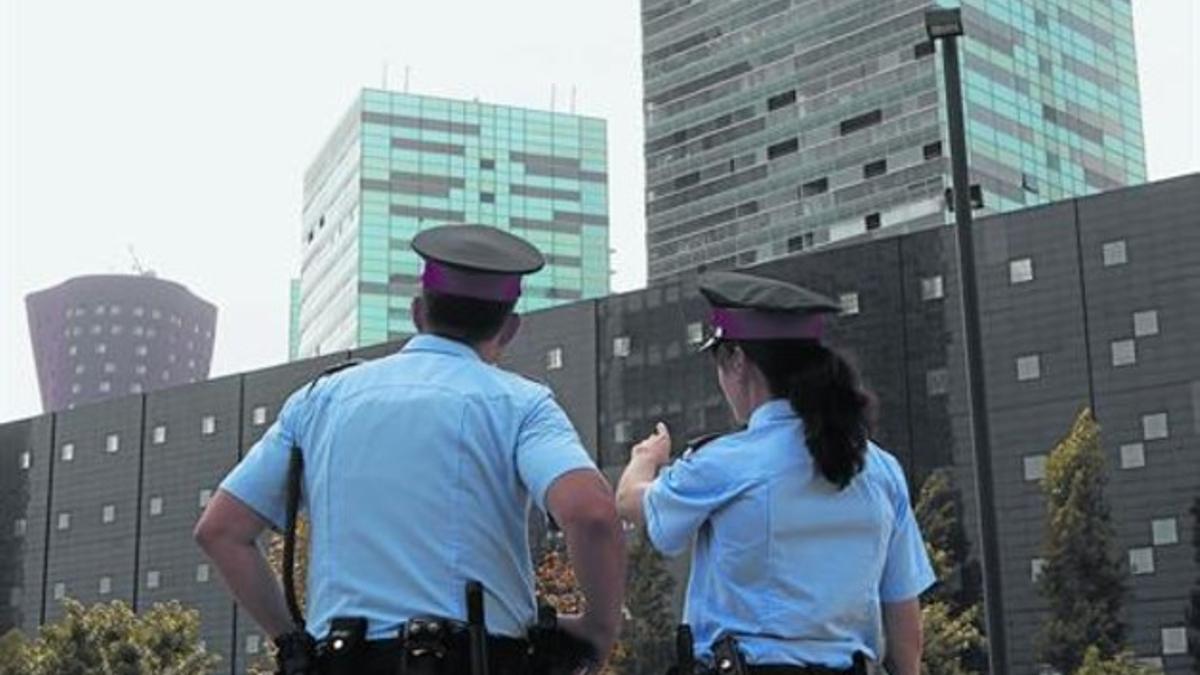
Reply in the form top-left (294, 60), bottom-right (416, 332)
top-left (937, 28), bottom-right (1008, 674)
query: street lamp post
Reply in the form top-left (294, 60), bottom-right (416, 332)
top-left (925, 8), bottom-right (1008, 674)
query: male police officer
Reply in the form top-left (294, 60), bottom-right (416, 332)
top-left (195, 225), bottom-right (625, 674)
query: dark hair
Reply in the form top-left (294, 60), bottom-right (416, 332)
top-left (422, 290), bottom-right (515, 344)
top-left (716, 339), bottom-right (874, 489)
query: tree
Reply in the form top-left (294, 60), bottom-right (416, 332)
top-left (0, 599), bottom-right (218, 675)
top-left (1188, 497), bottom-right (1199, 673)
top-left (914, 468), bottom-right (986, 675)
top-left (610, 531), bottom-right (675, 675)
top-left (1072, 646), bottom-right (1156, 675)
top-left (1036, 408), bottom-right (1127, 673)
top-left (534, 531), bottom-right (624, 674)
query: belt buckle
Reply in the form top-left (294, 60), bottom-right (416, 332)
top-left (404, 617), bottom-right (452, 659)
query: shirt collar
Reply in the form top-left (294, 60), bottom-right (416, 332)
top-left (400, 333), bottom-right (483, 362)
top-left (747, 398), bottom-right (797, 428)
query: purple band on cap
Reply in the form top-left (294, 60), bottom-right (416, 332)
top-left (711, 308), bottom-right (825, 342)
top-left (422, 261), bottom-right (522, 301)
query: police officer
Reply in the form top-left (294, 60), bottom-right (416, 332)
top-left (616, 271), bottom-right (934, 675)
top-left (196, 225), bottom-right (625, 674)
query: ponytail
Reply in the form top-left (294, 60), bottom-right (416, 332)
top-left (727, 341), bottom-right (874, 489)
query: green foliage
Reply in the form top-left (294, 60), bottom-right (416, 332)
top-left (914, 468), bottom-right (986, 675)
top-left (0, 599), bottom-right (218, 675)
top-left (1036, 408), bottom-right (1127, 674)
top-left (1073, 646), bottom-right (1157, 675)
top-left (611, 530), bottom-right (675, 675)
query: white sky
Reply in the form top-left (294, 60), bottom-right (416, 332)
top-left (1, 1), bottom-right (1197, 423)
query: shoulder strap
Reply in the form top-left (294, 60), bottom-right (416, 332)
top-left (281, 358), bottom-right (363, 630)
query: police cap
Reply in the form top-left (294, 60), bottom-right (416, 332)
top-left (697, 271), bottom-right (840, 350)
top-left (412, 225), bottom-right (545, 302)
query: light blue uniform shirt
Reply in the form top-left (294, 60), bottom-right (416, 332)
top-left (220, 334), bottom-right (596, 641)
top-left (644, 399), bottom-right (935, 668)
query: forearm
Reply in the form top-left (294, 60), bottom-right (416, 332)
top-left (882, 599), bottom-right (923, 675)
top-left (615, 454), bottom-right (659, 525)
top-left (559, 500), bottom-right (626, 645)
top-left (205, 536), bottom-right (295, 638)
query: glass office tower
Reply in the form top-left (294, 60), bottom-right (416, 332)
top-left (641, 0), bottom-right (1146, 280)
top-left (294, 89), bottom-right (610, 358)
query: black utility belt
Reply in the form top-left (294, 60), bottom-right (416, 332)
top-left (316, 616), bottom-right (529, 661)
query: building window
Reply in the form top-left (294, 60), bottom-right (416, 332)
top-left (199, 489), bottom-right (214, 509)
top-left (96, 343), bottom-right (106, 354)
top-left (53, 583), bottom-right (66, 601)
top-left (1016, 355), bottom-right (1042, 382)
top-left (1128, 547), bottom-right (1154, 575)
top-left (102, 504), bottom-right (116, 524)
top-left (135, 364), bottom-right (147, 376)
top-left (70, 383), bottom-right (81, 394)
top-left (68, 345), bottom-right (77, 356)
top-left (19, 451), bottom-right (31, 470)
top-left (13, 519), bottom-right (26, 538)
top-left (923, 141), bottom-right (942, 159)
top-left (767, 89), bottom-right (797, 110)
top-left (1009, 258), bottom-right (1034, 284)
top-left (1142, 413), bottom-right (1169, 441)
top-left (920, 276), bottom-right (944, 301)
top-left (252, 407), bottom-right (268, 426)
top-left (196, 564), bottom-right (211, 583)
top-left (614, 421), bottom-right (632, 444)
top-left (926, 368), bottom-right (949, 396)
top-left (480, 158), bottom-right (495, 170)
top-left (57, 512), bottom-right (71, 531)
top-left (686, 322), bottom-right (704, 345)
top-left (1110, 339), bottom-right (1136, 367)
top-left (1162, 627), bottom-right (1188, 655)
top-left (152, 309), bottom-right (161, 320)
top-left (1119, 443), bottom-right (1145, 469)
top-left (1022, 173), bottom-right (1039, 194)
top-left (103, 362), bottom-right (116, 373)
top-left (766, 138), bottom-right (799, 160)
top-left (99, 381), bottom-right (111, 393)
top-left (914, 41), bottom-right (935, 58)
top-left (75, 364), bottom-right (86, 375)
top-left (839, 109), bottom-right (883, 135)
top-left (863, 159), bottom-right (887, 179)
top-left (1133, 310), bottom-right (1159, 337)
top-left (98, 577), bottom-right (112, 595)
top-left (135, 345), bottom-right (148, 357)
top-left (1030, 558), bottom-right (1046, 582)
top-left (161, 371), bottom-right (171, 382)
top-left (546, 348), bottom-right (564, 371)
top-left (246, 635), bottom-right (262, 655)
top-left (201, 416), bottom-right (217, 436)
top-left (1151, 518), bottom-right (1178, 546)
top-left (134, 306), bottom-right (144, 317)
top-left (800, 177), bottom-right (828, 197)
top-left (480, 192), bottom-right (495, 203)
top-left (839, 292), bottom-right (860, 316)
top-left (61, 443), bottom-right (74, 462)
top-left (152, 425), bottom-right (167, 445)
top-left (130, 383), bottom-right (143, 394)
top-left (149, 496), bottom-right (163, 517)
top-left (613, 336), bottom-right (631, 358)
top-left (90, 324), bottom-right (102, 335)
top-left (1102, 240), bottom-right (1127, 267)
top-left (9, 587), bottom-right (21, 608)
top-left (1023, 455), bottom-right (1047, 481)
top-left (146, 570), bottom-right (160, 589)
top-left (105, 434), bottom-right (120, 453)
top-left (864, 213), bottom-right (881, 230)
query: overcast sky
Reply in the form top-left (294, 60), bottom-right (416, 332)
top-left (1, 1), bottom-right (1197, 423)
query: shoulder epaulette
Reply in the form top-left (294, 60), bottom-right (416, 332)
top-left (305, 359), bottom-right (363, 394)
top-left (684, 426), bottom-right (745, 455)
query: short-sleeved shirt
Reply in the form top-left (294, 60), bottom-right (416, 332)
top-left (220, 334), bottom-right (596, 640)
top-left (644, 399), bottom-right (935, 668)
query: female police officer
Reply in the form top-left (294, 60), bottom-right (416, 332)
top-left (616, 271), bottom-right (934, 675)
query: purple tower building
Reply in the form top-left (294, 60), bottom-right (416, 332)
top-left (25, 275), bottom-right (217, 412)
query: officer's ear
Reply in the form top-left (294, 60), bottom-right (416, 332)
top-left (412, 296), bottom-right (427, 332)
top-left (496, 313), bottom-right (521, 347)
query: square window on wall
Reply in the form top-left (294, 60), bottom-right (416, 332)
top-left (99, 577), bottom-right (112, 595)
top-left (1102, 240), bottom-right (1127, 267)
top-left (1119, 443), bottom-right (1145, 469)
top-left (613, 336), bottom-right (631, 358)
top-left (146, 571), bottom-right (160, 589)
top-left (105, 434), bottom-right (119, 453)
top-left (199, 489), bottom-right (213, 509)
top-left (1023, 455), bottom-right (1047, 481)
top-left (196, 564), bottom-right (211, 583)
top-left (1030, 558), bottom-right (1046, 582)
top-left (1128, 547), bottom-right (1154, 575)
top-left (1009, 258), bottom-right (1034, 284)
top-left (57, 512), bottom-right (70, 531)
top-left (149, 497), bottom-right (164, 516)
top-left (252, 407), bottom-right (269, 426)
top-left (19, 451), bottom-right (31, 470)
top-left (1016, 355), bottom-right (1041, 381)
top-left (152, 426), bottom-right (167, 445)
top-left (246, 635), bottom-right (262, 655)
top-left (1142, 413), bottom-right (1168, 441)
top-left (1132, 310), bottom-right (1158, 337)
top-left (53, 583), bottom-right (66, 601)
top-left (1151, 518), bottom-right (1178, 546)
top-left (614, 421), bottom-right (632, 444)
top-left (201, 416), bottom-right (217, 435)
top-left (686, 322), bottom-right (704, 345)
top-left (102, 505), bottom-right (115, 524)
top-left (1110, 339), bottom-right (1136, 367)
top-left (546, 348), bottom-right (564, 371)
top-left (839, 292), bottom-right (860, 316)
top-left (926, 369), bottom-right (949, 396)
top-left (61, 443), bottom-right (74, 462)
top-left (1161, 627), bottom-right (1188, 655)
top-left (920, 276), bottom-right (944, 301)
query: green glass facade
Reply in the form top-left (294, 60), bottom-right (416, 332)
top-left (295, 89), bottom-right (610, 358)
top-left (640, 0), bottom-right (1146, 280)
